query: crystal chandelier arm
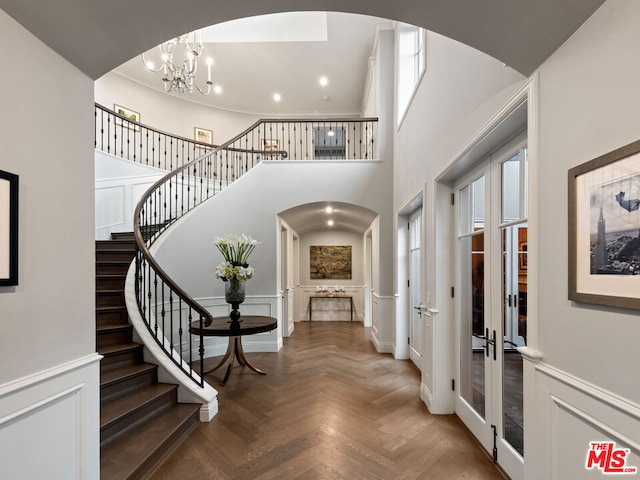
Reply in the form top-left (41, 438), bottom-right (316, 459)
top-left (141, 30), bottom-right (212, 96)
top-left (141, 51), bottom-right (164, 73)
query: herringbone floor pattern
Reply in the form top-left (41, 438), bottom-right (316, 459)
top-left (150, 322), bottom-right (504, 480)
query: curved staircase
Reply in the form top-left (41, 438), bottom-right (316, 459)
top-left (96, 232), bottom-right (200, 479)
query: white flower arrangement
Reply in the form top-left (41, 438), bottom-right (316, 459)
top-left (214, 233), bottom-right (259, 281)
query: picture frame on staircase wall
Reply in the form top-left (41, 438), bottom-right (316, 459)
top-left (568, 138), bottom-right (640, 309)
top-left (113, 104), bottom-right (141, 131)
top-left (194, 127), bottom-right (213, 145)
top-left (0, 170), bottom-right (19, 286)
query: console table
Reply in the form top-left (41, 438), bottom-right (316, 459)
top-left (189, 315), bottom-right (277, 386)
top-left (308, 295), bottom-right (354, 322)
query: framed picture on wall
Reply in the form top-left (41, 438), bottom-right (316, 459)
top-left (262, 139), bottom-right (281, 153)
top-left (0, 170), bottom-right (19, 286)
top-left (568, 139), bottom-right (640, 309)
top-left (114, 104), bottom-right (140, 131)
top-left (310, 245), bottom-right (352, 279)
top-left (194, 127), bottom-right (213, 145)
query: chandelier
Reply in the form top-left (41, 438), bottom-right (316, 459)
top-left (142, 31), bottom-right (213, 95)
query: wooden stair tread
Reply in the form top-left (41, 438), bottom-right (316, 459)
top-left (100, 383), bottom-right (177, 429)
top-left (97, 305), bottom-right (127, 312)
top-left (99, 342), bottom-right (142, 356)
top-left (97, 234), bottom-right (199, 479)
top-left (100, 403), bottom-right (199, 480)
top-left (100, 362), bottom-right (157, 387)
top-left (97, 323), bottom-right (132, 333)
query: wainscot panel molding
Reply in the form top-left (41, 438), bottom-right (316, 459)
top-left (0, 354), bottom-right (101, 480)
top-left (370, 293), bottom-right (395, 354)
top-left (535, 362), bottom-right (640, 480)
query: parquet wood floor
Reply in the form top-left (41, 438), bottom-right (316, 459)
top-left (149, 322), bottom-right (505, 480)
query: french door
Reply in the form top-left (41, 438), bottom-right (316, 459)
top-left (455, 140), bottom-right (527, 479)
top-left (408, 209), bottom-right (422, 367)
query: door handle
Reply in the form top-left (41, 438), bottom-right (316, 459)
top-left (485, 328), bottom-right (492, 357)
top-left (492, 329), bottom-right (497, 361)
top-left (485, 328), bottom-right (497, 360)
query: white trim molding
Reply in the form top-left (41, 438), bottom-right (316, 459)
top-left (0, 354), bottom-right (101, 479)
top-left (533, 362), bottom-right (640, 480)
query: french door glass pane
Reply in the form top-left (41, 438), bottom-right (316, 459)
top-left (502, 153), bottom-right (520, 223)
top-left (473, 176), bottom-right (485, 230)
top-left (502, 225), bottom-right (526, 457)
top-left (460, 233), bottom-right (485, 418)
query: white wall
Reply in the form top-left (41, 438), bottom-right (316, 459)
top-left (0, 9), bottom-right (99, 479)
top-left (296, 229), bottom-right (366, 322)
top-left (530, 2), bottom-right (640, 477)
top-left (95, 150), bottom-right (166, 239)
top-left (95, 72), bottom-right (260, 145)
top-left (154, 160), bottom-right (389, 298)
top-left (299, 229), bottom-right (364, 285)
top-left (392, 28), bottom-right (526, 412)
top-left (150, 159), bottom-right (391, 352)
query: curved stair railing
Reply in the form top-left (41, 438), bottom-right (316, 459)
top-left (95, 103), bottom-right (215, 169)
top-left (127, 113), bottom-right (378, 388)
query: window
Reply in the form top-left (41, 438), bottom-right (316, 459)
top-left (397, 23), bottom-right (426, 126)
top-left (313, 127), bottom-right (346, 159)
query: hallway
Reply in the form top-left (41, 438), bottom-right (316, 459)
top-left (150, 322), bottom-right (504, 479)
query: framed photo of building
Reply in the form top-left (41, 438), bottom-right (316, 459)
top-left (194, 127), bottom-right (213, 145)
top-left (0, 170), bottom-right (19, 286)
top-left (568, 139), bottom-right (640, 309)
top-left (310, 245), bottom-right (352, 280)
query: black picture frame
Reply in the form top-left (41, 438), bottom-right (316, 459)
top-left (568, 139), bottom-right (640, 309)
top-left (0, 170), bottom-right (18, 286)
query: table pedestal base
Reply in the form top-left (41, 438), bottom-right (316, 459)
top-left (204, 336), bottom-right (266, 386)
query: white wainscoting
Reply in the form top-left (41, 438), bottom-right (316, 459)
top-left (94, 151), bottom-right (165, 240)
top-left (0, 354), bottom-right (101, 480)
top-left (533, 363), bottom-right (640, 480)
top-left (370, 293), bottom-right (395, 354)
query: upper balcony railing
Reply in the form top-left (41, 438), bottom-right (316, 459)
top-left (95, 104), bottom-right (377, 389)
top-left (95, 103), bottom-right (214, 170)
top-left (96, 103), bottom-right (378, 170)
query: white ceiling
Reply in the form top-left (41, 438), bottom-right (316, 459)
top-left (113, 12), bottom-right (386, 116)
top-left (279, 202), bottom-right (378, 235)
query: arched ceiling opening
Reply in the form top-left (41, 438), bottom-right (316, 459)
top-left (280, 202), bottom-right (377, 235)
top-left (0, 0), bottom-right (605, 79)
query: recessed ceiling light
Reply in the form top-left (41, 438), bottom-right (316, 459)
top-left (319, 76), bottom-right (328, 87)
top-left (325, 206), bottom-right (333, 213)
top-left (273, 93), bottom-right (282, 102)
top-left (327, 220), bottom-right (334, 226)
top-left (327, 130), bottom-right (335, 137)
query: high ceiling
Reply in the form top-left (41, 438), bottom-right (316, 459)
top-left (1, 0), bottom-right (606, 235)
top-left (114, 12), bottom-right (386, 116)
